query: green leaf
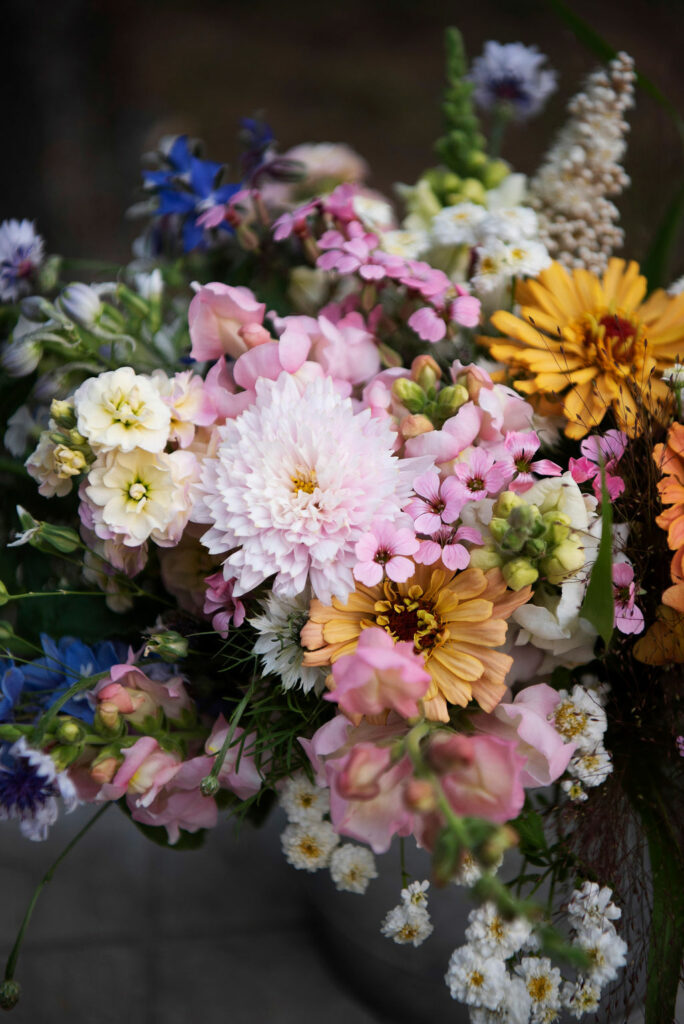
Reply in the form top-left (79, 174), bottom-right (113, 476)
top-left (514, 810), bottom-right (549, 858)
top-left (642, 182), bottom-right (684, 292)
top-left (580, 464), bottom-right (614, 648)
top-left (544, 0), bottom-right (684, 144)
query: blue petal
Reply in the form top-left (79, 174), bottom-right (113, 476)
top-left (156, 189), bottom-right (197, 216)
top-left (168, 135), bottom-right (193, 172)
top-left (189, 157), bottom-right (223, 198)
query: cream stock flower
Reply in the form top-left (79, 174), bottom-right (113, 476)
top-left (74, 366), bottom-right (170, 453)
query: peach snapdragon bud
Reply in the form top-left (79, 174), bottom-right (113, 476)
top-left (400, 414), bottom-right (434, 439)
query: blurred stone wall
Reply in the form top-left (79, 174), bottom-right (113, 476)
top-left (3, 0), bottom-right (684, 273)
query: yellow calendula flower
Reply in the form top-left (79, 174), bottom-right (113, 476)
top-left (482, 259), bottom-right (684, 438)
top-left (301, 565), bottom-right (531, 722)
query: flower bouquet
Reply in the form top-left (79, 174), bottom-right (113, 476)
top-left (0, 21), bottom-right (682, 1023)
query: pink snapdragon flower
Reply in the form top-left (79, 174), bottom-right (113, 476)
top-left (327, 627), bottom-right (431, 719)
top-left (353, 520), bottom-right (419, 586)
top-left (97, 736), bottom-right (181, 805)
top-left (425, 732), bottom-right (526, 824)
top-left (612, 561), bottom-right (644, 635)
top-left (188, 283), bottom-right (266, 361)
top-left (501, 431), bottom-right (562, 492)
top-left (275, 311), bottom-right (380, 386)
top-left (204, 715), bottom-right (262, 799)
top-left (413, 523), bottom-right (482, 572)
top-left (128, 755), bottom-right (219, 843)
top-left (472, 684), bottom-right (575, 787)
top-left (450, 448), bottom-right (511, 503)
top-left (203, 571), bottom-right (246, 638)
top-left (405, 471), bottom-right (465, 534)
top-left (569, 429), bottom-right (628, 501)
top-left (95, 664), bottom-right (192, 726)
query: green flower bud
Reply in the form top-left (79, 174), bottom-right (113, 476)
top-left (94, 706), bottom-right (124, 737)
top-left (500, 529), bottom-right (526, 555)
top-left (488, 518), bottom-right (509, 544)
top-left (50, 398), bottom-right (77, 429)
top-left (482, 159), bottom-right (510, 190)
top-left (541, 539), bottom-right (585, 585)
top-left (0, 582), bottom-right (10, 608)
top-left (392, 378), bottom-right (427, 414)
top-left (34, 522), bottom-right (81, 554)
top-left (468, 546), bottom-right (503, 571)
top-left (200, 775), bottom-right (220, 797)
top-left (0, 620), bottom-right (14, 642)
top-left (410, 354), bottom-right (441, 390)
top-left (459, 178), bottom-right (486, 203)
top-left (51, 744), bottom-right (81, 772)
top-left (524, 536), bottom-right (547, 559)
top-left (55, 718), bottom-right (85, 745)
top-left (508, 503), bottom-right (542, 535)
top-left (502, 558), bottom-right (539, 591)
top-left (493, 491), bottom-right (524, 519)
top-left (0, 724), bottom-right (24, 742)
top-left (436, 384), bottom-right (469, 417)
top-left (0, 980), bottom-right (21, 1009)
top-left (143, 630), bottom-right (189, 663)
top-left (543, 512), bottom-right (572, 547)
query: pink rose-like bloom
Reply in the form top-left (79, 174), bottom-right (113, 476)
top-left (426, 732), bottom-right (526, 823)
top-left (188, 283), bottom-right (266, 361)
top-left (128, 755), bottom-right (218, 844)
top-left (202, 357), bottom-right (253, 421)
top-left (612, 561), bottom-right (644, 635)
top-left (353, 520), bottom-right (419, 586)
top-left (405, 471), bottom-right (465, 534)
top-left (473, 684), bottom-right (575, 787)
top-left (450, 448), bottom-right (511, 503)
top-left (327, 627), bottom-right (430, 719)
top-left (205, 715), bottom-right (262, 800)
top-left (414, 523), bottom-right (482, 572)
top-left (203, 571), bottom-right (246, 639)
top-left (500, 430), bottom-right (562, 492)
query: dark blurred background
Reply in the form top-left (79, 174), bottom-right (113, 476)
top-left (2, 0), bottom-right (684, 267)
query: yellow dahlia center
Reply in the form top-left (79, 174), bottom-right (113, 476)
top-left (373, 582), bottom-right (448, 653)
top-left (577, 309), bottom-right (646, 375)
top-left (291, 470), bottom-right (317, 494)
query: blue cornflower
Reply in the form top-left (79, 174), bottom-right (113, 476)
top-left (20, 635), bottom-right (127, 724)
top-left (0, 737), bottom-right (77, 840)
top-left (469, 42), bottom-right (557, 121)
top-left (143, 135), bottom-right (241, 251)
top-left (0, 220), bottom-right (45, 303)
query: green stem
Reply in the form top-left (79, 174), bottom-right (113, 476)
top-left (399, 837), bottom-right (410, 890)
top-left (488, 103), bottom-right (513, 159)
top-left (3, 804), bottom-right (110, 985)
top-left (204, 676), bottom-right (260, 786)
top-left (33, 671), bottom-right (109, 744)
top-left (5, 590), bottom-right (108, 601)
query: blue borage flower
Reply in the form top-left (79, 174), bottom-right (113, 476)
top-left (0, 737), bottom-right (78, 840)
top-left (0, 219), bottom-right (45, 303)
top-left (469, 41), bottom-right (557, 121)
top-left (143, 135), bottom-right (241, 251)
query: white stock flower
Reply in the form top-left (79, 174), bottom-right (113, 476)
top-left (351, 194), bottom-right (396, 232)
top-left (381, 903), bottom-right (433, 947)
top-left (465, 901), bottom-right (533, 959)
top-left (445, 945), bottom-right (508, 1009)
top-left (195, 373), bottom-right (416, 604)
top-left (279, 771), bottom-right (329, 824)
top-left (74, 366), bottom-right (171, 453)
top-left (85, 447), bottom-right (197, 547)
top-left (281, 820), bottom-right (339, 872)
top-left (26, 431), bottom-right (83, 498)
top-left (329, 844), bottom-right (377, 894)
top-left (250, 590), bottom-right (325, 693)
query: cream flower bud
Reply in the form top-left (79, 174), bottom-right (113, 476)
top-left (60, 282), bottom-right (103, 326)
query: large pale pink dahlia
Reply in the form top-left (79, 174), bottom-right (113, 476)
top-left (194, 373), bottom-right (418, 603)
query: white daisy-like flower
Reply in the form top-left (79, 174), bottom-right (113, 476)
top-left (329, 844), bottom-right (377, 894)
top-left (401, 879), bottom-right (430, 909)
top-left (567, 747), bottom-right (613, 789)
top-left (250, 590), bottom-right (325, 693)
top-left (469, 977), bottom-right (532, 1024)
top-left (0, 219), bottom-right (45, 302)
top-left (505, 239), bottom-right (552, 278)
top-left (381, 904), bottom-right (433, 947)
top-left (195, 373), bottom-right (417, 604)
top-left (561, 778), bottom-right (587, 803)
top-left (552, 685), bottom-right (607, 753)
top-left (465, 901), bottom-right (533, 959)
top-left (74, 366), bottom-right (171, 454)
top-left (281, 820), bottom-right (338, 872)
top-left (379, 228), bottom-right (429, 260)
top-left (84, 447), bottom-right (198, 547)
top-left (561, 979), bottom-right (602, 1018)
top-left (568, 882), bottom-right (621, 933)
top-left (514, 957), bottom-right (562, 1022)
top-left (452, 850), bottom-right (504, 887)
top-left (478, 206), bottom-right (539, 243)
top-left (445, 945), bottom-right (508, 1010)
top-left (431, 202), bottom-right (487, 247)
top-left (575, 925), bottom-right (628, 986)
top-left (471, 238), bottom-right (515, 294)
top-left (351, 194), bottom-right (396, 233)
top-left (279, 771), bottom-right (330, 824)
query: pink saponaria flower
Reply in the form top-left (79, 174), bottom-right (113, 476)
top-left (569, 429), bottom-right (628, 501)
top-left (273, 199), bottom-right (320, 241)
top-left (450, 288), bottom-right (481, 329)
top-left (413, 523), bottom-right (482, 572)
top-left (472, 683), bottom-right (575, 787)
top-left (188, 283), bottom-right (266, 361)
top-left (353, 520), bottom-right (419, 586)
top-left (450, 448), bottom-right (511, 503)
top-left (317, 222), bottom-right (404, 281)
top-left (612, 561), bottom-right (644, 635)
top-left (408, 306), bottom-right (447, 343)
top-left (203, 571), bottom-right (246, 638)
top-left (405, 471), bottom-right (465, 534)
top-left (501, 430), bottom-right (562, 492)
top-left (399, 261), bottom-right (450, 301)
top-left (327, 627), bottom-right (431, 719)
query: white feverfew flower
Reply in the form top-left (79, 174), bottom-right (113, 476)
top-left (552, 685), bottom-right (607, 753)
top-left (195, 373), bottom-right (417, 604)
top-left (381, 904), bottom-right (433, 947)
top-left (568, 882), bottom-right (621, 933)
top-left (74, 366), bottom-right (171, 454)
top-left (329, 844), bottom-right (377, 894)
top-left (567, 746), bottom-right (613, 789)
top-left (561, 777), bottom-right (587, 803)
top-left (515, 957), bottom-right (562, 1021)
top-left (379, 228), bottom-right (429, 260)
top-left (470, 978), bottom-right (533, 1024)
top-left (250, 590), bottom-right (325, 693)
top-left (431, 202), bottom-right (487, 247)
top-left (505, 239), bottom-right (552, 278)
top-left (452, 850), bottom-right (503, 887)
top-left (281, 820), bottom-right (339, 872)
top-left (471, 238), bottom-right (515, 294)
top-left (561, 979), bottom-right (601, 1018)
top-left (478, 206), bottom-right (539, 243)
top-left (279, 771), bottom-right (330, 824)
top-left (445, 945), bottom-right (508, 1010)
top-left (401, 879), bottom-right (430, 909)
top-left (465, 901), bottom-right (533, 959)
top-left (576, 926), bottom-right (628, 986)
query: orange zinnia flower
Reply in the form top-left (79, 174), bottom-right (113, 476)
top-left (301, 565), bottom-right (531, 722)
top-left (482, 259), bottom-right (682, 439)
